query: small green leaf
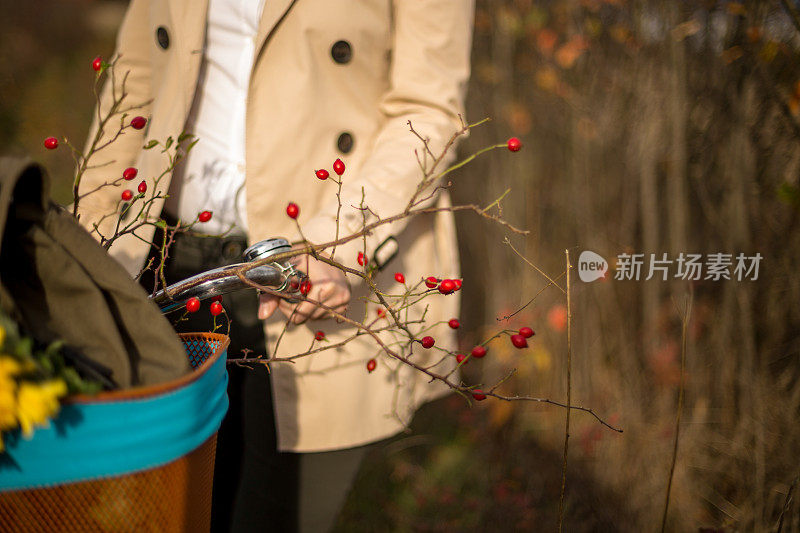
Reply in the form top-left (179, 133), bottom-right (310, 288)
top-left (44, 340), bottom-right (64, 357)
top-left (39, 355), bottom-right (54, 374)
top-left (143, 139), bottom-right (159, 150)
top-left (15, 337), bottom-right (33, 358)
top-left (164, 136), bottom-right (174, 150)
top-left (177, 132), bottom-right (194, 143)
top-left (61, 367), bottom-right (83, 390)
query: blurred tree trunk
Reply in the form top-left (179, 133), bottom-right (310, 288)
top-left (636, 72), bottom-right (661, 356)
top-left (667, 2), bottom-right (689, 258)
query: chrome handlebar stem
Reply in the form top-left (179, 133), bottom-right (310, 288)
top-left (149, 238), bottom-right (304, 313)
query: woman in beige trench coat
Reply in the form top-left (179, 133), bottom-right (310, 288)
top-left (79, 0), bottom-right (473, 530)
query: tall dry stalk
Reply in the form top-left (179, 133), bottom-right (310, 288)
top-left (557, 249), bottom-right (573, 532)
top-left (660, 291), bottom-right (692, 532)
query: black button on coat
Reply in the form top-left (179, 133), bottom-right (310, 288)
top-left (156, 26), bottom-right (170, 49)
top-left (330, 40), bottom-right (352, 64)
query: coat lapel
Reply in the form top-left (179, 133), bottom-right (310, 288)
top-left (254, 0), bottom-right (298, 63)
top-left (164, 0), bottom-right (295, 110)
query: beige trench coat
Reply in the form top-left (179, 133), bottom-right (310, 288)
top-left (79, 0), bottom-right (473, 452)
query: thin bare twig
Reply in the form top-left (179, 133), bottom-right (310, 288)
top-left (660, 291), bottom-right (693, 533)
top-left (504, 236), bottom-right (566, 293)
top-left (497, 395), bottom-right (622, 432)
top-left (777, 473), bottom-right (799, 533)
top-left (496, 270), bottom-right (566, 322)
top-left (557, 250), bottom-right (573, 532)
top-left (331, 175), bottom-right (345, 259)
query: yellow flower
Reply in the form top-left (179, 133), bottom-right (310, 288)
top-left (0, 384), bottom-right (16, 430)
top-left (16, 380), bottom-right (67, 439)
top-left (0, 383), bottom-right (17, 453)
top-left (0, 355), bottom-right (22, 382)
top-left (0, 376), bottom-right (18, 453)
top-left (0, 356), bottom-right (21, 434)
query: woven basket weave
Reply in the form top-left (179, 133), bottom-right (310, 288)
top-left (0, 332), bottom-right (229, 533)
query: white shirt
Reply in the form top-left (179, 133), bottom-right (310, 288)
top-left (166, 0), bottom-right (265, 235)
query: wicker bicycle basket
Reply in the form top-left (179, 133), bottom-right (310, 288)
top-left (0, 332), bottom-right (230, 533)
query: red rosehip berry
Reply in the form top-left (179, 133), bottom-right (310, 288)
top-left (137, 180), bottom-right (147, 194)
top-left (511, 334), bottom-right (528, 349)
top-left (425, 276), bottom-right (439, 289)
top-left (121, 189), bottom-right (133, 201)
top-left (210, 301), bottom-right (223, 316)
top-left (92, 56), bottom-right (103, 72)
top-left (472, 389), bottom-right (487, 401)
top-left (448, 318), bottom-right (460, 329)
top-left (377, 308), bottom-right (386, 318)
top-left (44, 137), bottom-right (58, 150)
top-left (315, 330), bottom-right (325, 341)
top-left (286, 202), bottom-right (299, 219)
top-left (333, 158), bottom-right (345, 176)
top-left (394, 272), bottom-right (405, 284)
top-left (130, 116), bottom-right (147, 130)
top-left (198, 210), bottom-right (213, 222)
top-left (299, 279), bottom-right (312, 296)
top-left (186, 297), bottom-right (201, 313)
top-left (122, 167), bottom-right (138, 180)
top-left (366, 358), bottom-right (377, 373)
top-left (456, 353), bottom-right (467, 364)
top-left (471, 345), bottom-right (487, 358)
top-left (289, 279), bottom-right (300, 291)
top-left (453, 279), bottom-right (462, 290)
top-left (519, 326), bottom-right (535, 338)
top-left (357, 251), bottom-right (367, 266)
top-left (438, 279), bottom-right (456, 294)
top-left (507, 137), bottom-right (522, 152)
top-left (421, 336), bottom-right (435, 349)
top-left (315, 169), bottom-right (329, 180)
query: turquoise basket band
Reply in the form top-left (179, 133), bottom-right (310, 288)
top-left (0, 349), bottom-right (228, 491)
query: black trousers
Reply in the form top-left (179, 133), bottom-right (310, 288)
top-left (142, 231), bottom-right (369, 533)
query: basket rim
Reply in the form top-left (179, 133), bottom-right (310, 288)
top-left (65, 332), bottom-right (230, 404)
top-left (0, 333), bottom-right (230, 491)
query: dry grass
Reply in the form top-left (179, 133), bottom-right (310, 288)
top-left (452, 0), bottom-right (800, 530)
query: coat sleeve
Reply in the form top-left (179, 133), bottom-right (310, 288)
top-left (77, 0), bottom-right (153, 233)
top-left (300, 0), bottom-right (474, 267)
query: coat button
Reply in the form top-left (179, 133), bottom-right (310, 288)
top-left (337, 132), bottom-right (354, 154)
top-left (156, 26), bottom-right (170, 50)
top-left (331, 40), bottom-right (352, 64)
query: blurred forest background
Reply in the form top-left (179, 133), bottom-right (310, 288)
top-left (2, 0), bottom-right (800, 530)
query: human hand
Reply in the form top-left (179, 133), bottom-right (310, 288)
top-left (257, 251), bottom-right (351, 324)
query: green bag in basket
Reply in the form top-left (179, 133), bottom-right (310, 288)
top-left (0, 156), bottom-right (188, 388)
